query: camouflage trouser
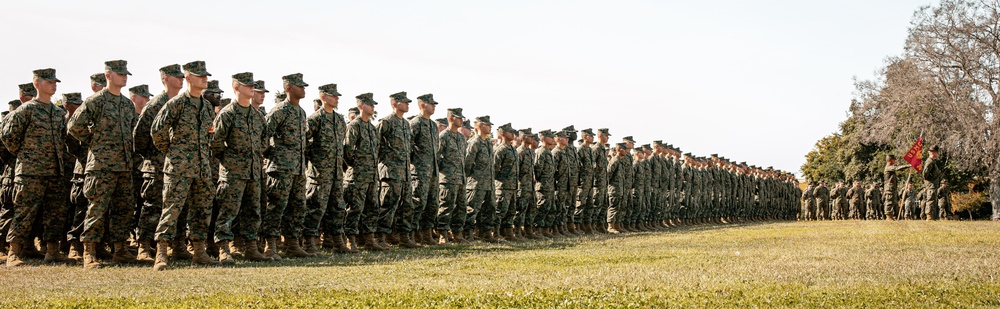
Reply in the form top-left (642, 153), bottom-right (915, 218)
top-left (82, 171), bottom-right (135, 243)
top-left (553, 188), bottom-right (571, 225)
top-left (883, 191), bottom-right (898, 219)
top-left (380, 179), bottom-right (413, 234)
top-left (305, 175), bottom-right (344, 237)
top-left (155, 173), bottom-right (212, 242)
top-left (589, 182), bottom-right (607, 224)
top-left (344, 181), bottom-right (378, 235)
top-left (437, 183), bottom-right (464, 231)
top-left (0, 180), bottom-right (15, 243)
top-left (262, 172), bottom-right (306, 239)
top-left (607, 186), bottom-right (624, 223)
top-left (513, 188), bottom-right (534, 227)
top-left (534, 189), bottom-right (554, 227)
top-left (923, 184), bottom-right (939, 219)
top-left (410, 174), bottom-right (439, 231)
top-left (131, 169), bottom-right (144, 239)
top-left (65, 174), bottom-right (88, 241)
top-left (136, 172), bottom-right (163, 242)
top-left (214, 177), bottom-right (262, 242)
top-left (465, 188), bottom-right (496, 231)
top-left (495, 189), bottom-right (516, 228)
top-left (938, 200), bottom-right (952, 219)
top-left (574, 183), bottom-right (593, 224)
top-left (630, 189), bottom-right (645, 223)
top-left (7, 176), bottom-right (69, 243)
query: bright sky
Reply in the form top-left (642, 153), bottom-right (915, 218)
top-left (0, 0), bottom-right (932, 175)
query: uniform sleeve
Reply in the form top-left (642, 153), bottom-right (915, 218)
top-left (67, 98), bottom-right (97, 145)
top-left (305, 115), bottom-right (319, 163)
top-left (209, 111), bottom-right (228, 160)
top-left (150, 99), bottom-right (180, 154)
top-left (464, 139), bottom-right (478, 176)
top-left (0, 107), bottom-right (28, 155)
top-left (133, 101), bottom-right (159, 156)
top-left (343, 122), bottom-right (357, 167)
top-left (264, 108), bottom-right (285, 159)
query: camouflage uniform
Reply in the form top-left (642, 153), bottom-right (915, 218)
top-left (150, 90), bottom-right (215, 242)
top-left (343, 100), bottom-right (379, 236)
top-left (552, 143), bottom-right (572, 226)
top-left (211, 101), bottom-right (269, 242)
top-left (589, 139), bottom-right (608, 224)
top-left (133, 86), bottom-right (175, 243)
top-left (464, 122), bottom-right (495, 231)
top-left (409, 95), bottom-right (440, 233)
top-left (493, 131), bottom-right (518, 229)
top-left (0, 98), bottom-right (69, 244)
top-left (376, 99), bottom-right (413, 235)
top-left (514, 139), bottom-right (535, 228)
top-left (67, 88), bottom-right (138, 243)
top-left (304, 107), bottom-right (346, 238)
top-left (533, 138), bottom-right (556, 228)
top-left (263, 99), bottom-right (308, 239)
top-left (574, 140), bottom-right (595, 225)
top-left (437, 127), bottom-right (466, 232)
top-left (606, 150), bottom-right (627, 223)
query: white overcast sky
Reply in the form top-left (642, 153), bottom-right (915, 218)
top-left (0, 0), bottom-right (932, 175)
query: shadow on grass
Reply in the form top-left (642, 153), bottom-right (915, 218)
top-left (9, 219), bottom-right (798, 270)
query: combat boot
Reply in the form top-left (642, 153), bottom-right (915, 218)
top-left (377, 234), bottom-right (391, 249)
top-left (503, 227), bottom-right (519, 242)
top-left (41, 242), bottom-right (67, 264)
top-left (322, 233), bottom-right (336, 249)
top-left (22, 241), bottom-right (44, 259)
top-left (283, 238), bottom-right (311, 258)
top-left (345, 235), bottom-right (360, 253)
top-left (363, 234), bottom-right (386, 251)
top-left (573, 223), bottom-right (586, 236)
top-left (386, 233), bottom-right (401, 246)
top-left (207, 241), bottom-right (219, 259)
top-left (153, 241), bottom-right (169, 271)
top-left (303, 236), bottom-right (321, 256)
top-left (567, 223), bottom-right (578, 235)
top-left (438, 231), bottom-right (452, 246)
top-left (230, 238), bottom-right (244, 257)
top-left (191, 241), bottom-right (219, 266)
top-left (420, 229), bottom-right (436, 246)
top-left (136, 241), bottom-right (155, 262)
top-left (607, 222), bottom-right (622, 234)
top-left (524, 226), bottom-right (539, 240)
top-left (93, 242), bottom-right (112, 260)
top-left (112, 241), bottom-right (137, 264)
top-left (82, 242), bottom-right (101, 269)
top-left (217, 241), bottom-right (235, 265)
top-left (539, 227), bottom-right (553, 238)
top-left (332, 234), bottom-right (354, 254)
top-left (169, 239), bottom-right (192, 260)
top-left (264, 238), bottom-right (283, 261)
top-left (399, 232), bottom-right (423, 249)
top-left (6, 242), bottom-right (23, 267)
top-left (243, 240), bottom-right (271, 261)
top-left (451, 230), bottom-right (466, 244)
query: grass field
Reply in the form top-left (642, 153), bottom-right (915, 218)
top-left (2, 220), bottom-right (999, 308)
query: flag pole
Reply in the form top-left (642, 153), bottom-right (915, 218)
top-left (898, 130), bottom-right (923, 220)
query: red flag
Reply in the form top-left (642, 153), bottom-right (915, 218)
top-left (903, 136), bottom-right (923, 172)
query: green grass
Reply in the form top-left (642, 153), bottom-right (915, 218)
top-left (3, 220), bottom-right (1000, 308)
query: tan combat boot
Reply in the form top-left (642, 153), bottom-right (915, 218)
top-left (607, 222), bottom-right (622, 234)
top-left (451, 230), bottom-right (466, 244)
top-left (399, 232), bottom-right (423, 249)
top-left (321, 233), bottom-right (336, 249)
top-left (345, 235), bottom-right (360, 253)
top-left (362, 234), bottom-right (386, 251)
top-left (230, 238), bottom-right (244, 257)
top-left (22, 241), bottom-right (44, 259)
top-left (6, 242), bottom-right (23, 267)
top-left (420, 229), bottom-right (435, 246)
top-left (93, 242), bottom-right (112, 260)
top-left (242, 240), bottom-right (271, 261)
top-left (136, 241), bottom-right (155, 262)
top-left (153, 241), bottom-right (169, 271)
top-left (303, 236), bottom-right (321, 256)
top-left (82, 242), bottom-right (101, 269)
top-left (264, 238), bottom-right (283, 261)
top-left (283, 238), bottom-right (311, 258)
top-left (376, 234), bottom-right (391, 250)
top-left (331, 234), bottom-right (353, 254)
top-left (44, 241), bottom-right (68, 263)
top-left (437, 230), bottom-right (452, 246)
top-left (191, 241), bottom-right (219, 266)
top-left (386, 233), bottom-right (401, 246)
top-left (217, 240), bottom-right (235, 265)
top-left (66, 240), bottom-right (83, 262)
top-left (169, 239), bottom-right (192, 260)
top-left (112, 241), bottom-right (137, 264)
